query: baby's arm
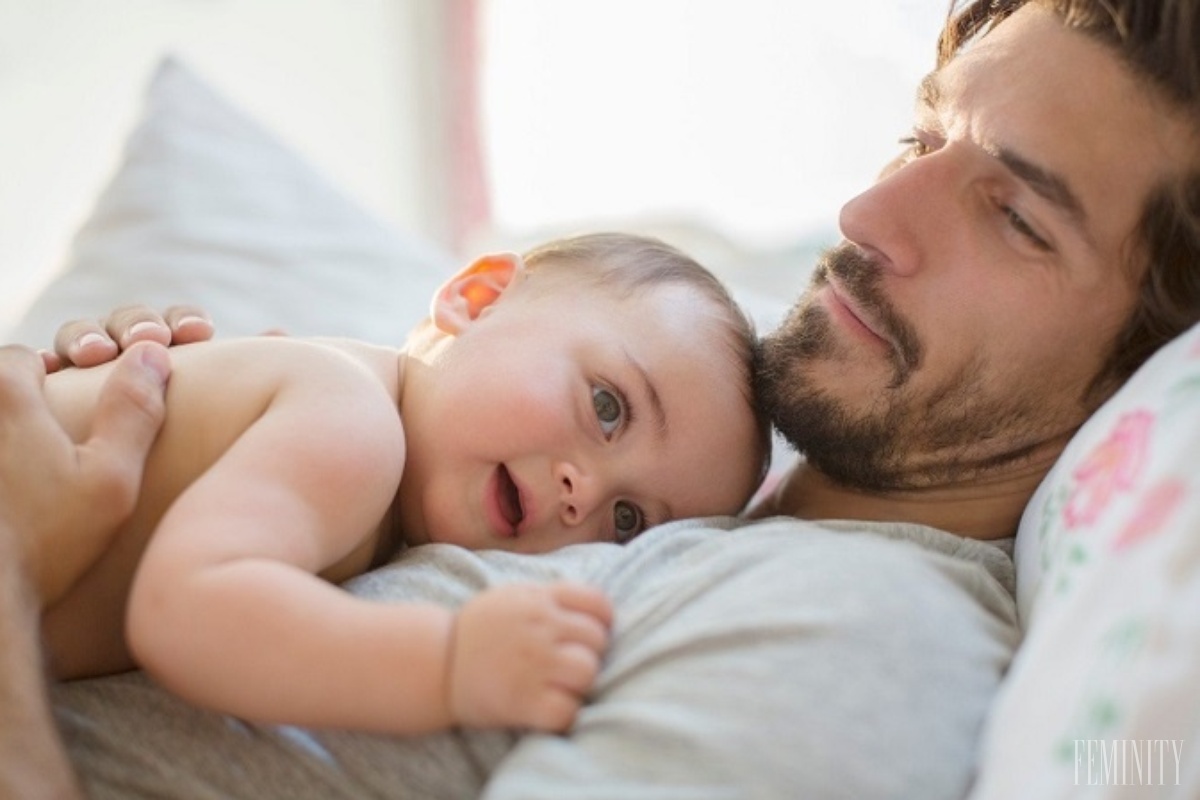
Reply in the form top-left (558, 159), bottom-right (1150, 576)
top-left (125, 347), bottom-right (450, 732)
top-left (127, 343), bottom-right (611, 733)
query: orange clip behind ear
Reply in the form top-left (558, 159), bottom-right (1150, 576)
top-left (430, 253), bottom-right (523, 334)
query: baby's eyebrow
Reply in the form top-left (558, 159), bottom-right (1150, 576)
top-left (624, 348), bottom-right (668, 443)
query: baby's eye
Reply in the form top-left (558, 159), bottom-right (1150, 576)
top-left (592, 386), bottom-right (624, 437)
top-left (613, 500), bottom-right (644, 542)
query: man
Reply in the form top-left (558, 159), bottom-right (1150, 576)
top-left (6, 1), bottom-right (1200, 797)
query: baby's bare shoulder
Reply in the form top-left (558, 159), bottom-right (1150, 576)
top-left (162, 338), bottom-right (402, 453)
top-left (171, 337), bottom-right (393, 395)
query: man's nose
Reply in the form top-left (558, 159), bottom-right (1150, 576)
top-left (554, 460), bottom-right (603, 526)
top-left (838, 144), bottom-right (964, 279)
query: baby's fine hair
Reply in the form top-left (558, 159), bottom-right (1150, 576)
top-left (522, 232), bottom-right (773, 490)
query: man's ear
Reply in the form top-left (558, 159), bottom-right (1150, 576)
top-left (430, 252), bottom-right (523, 334)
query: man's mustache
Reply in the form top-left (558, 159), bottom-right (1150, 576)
top-left (817, 243), bottom-right (922, 385)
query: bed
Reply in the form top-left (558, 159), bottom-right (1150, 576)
top-left (11, 58), bottom-right (1199, 799)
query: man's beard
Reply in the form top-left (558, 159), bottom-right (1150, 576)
top-left (756, 243), bottom-right (1046, 492)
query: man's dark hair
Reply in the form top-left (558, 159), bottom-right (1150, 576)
top-left (941, 0), bottom-right (1200, 403)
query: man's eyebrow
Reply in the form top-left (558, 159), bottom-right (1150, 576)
top-left (917, 71), bottom-right (1092, 241)
top-left (990, 145), bottom-right (1088, 228)
top-left (624, 349), bottom-right (668, 443)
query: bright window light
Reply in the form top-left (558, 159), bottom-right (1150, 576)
top-left (480, 0), bottom-right (946, 247)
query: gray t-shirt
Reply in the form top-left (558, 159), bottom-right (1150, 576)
top-left (54, 516), bottom-right (1018, 799)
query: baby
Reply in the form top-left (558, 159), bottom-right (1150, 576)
top-left (39, 233), bottom-right (770, 735)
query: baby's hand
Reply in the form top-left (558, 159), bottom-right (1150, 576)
top-left (448, 582), bottom-right (613, 732)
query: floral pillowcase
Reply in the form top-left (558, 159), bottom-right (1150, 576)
top-left (969, 321), bottom-right (1200, 798)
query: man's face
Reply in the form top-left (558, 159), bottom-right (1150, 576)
top-left (760, 3), bottom-right (1198, 491)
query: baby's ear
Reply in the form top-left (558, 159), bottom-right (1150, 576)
top-left (430, 253), bottom-right (523, 334)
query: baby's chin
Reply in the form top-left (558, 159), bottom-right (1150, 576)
top-left (414, 522), bottom-right (481, 551)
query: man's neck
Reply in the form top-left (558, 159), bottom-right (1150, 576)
top-left (753, 454), bottom-right (1062, 540)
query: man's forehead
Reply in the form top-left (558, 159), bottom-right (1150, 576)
top-left (929, 5), bottom-right (1197, 243)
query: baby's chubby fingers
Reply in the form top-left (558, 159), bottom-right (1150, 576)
top-left (548, 640), bottom-right (605, 698)
top-left (520, 685), bottom-right (587, 734)
top-left (546, 581), bottom-right (614, 632)
top-left (521, 635), bottom-right (608, 732)
top-left (546, 611), bottom-right (611, 667)
top-left (446, 582), bottom-right (614, 731)
top-left (541, 583), bottom-right (612, 701)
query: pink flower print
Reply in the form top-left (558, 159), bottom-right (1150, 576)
top-left (1113, 478), bottom-right (1186, 551)
top-left (1063, 410), bottom-right (1155, 529)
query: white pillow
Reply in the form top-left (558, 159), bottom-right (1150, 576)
top-left (970, 321), bottom-right (1200, 797)
top-left (8, 56), bottom-right (455, 348)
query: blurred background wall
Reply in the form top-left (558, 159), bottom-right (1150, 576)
top-left (0, 0), bottom-right (946, 332)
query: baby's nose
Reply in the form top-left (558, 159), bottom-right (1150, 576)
top-left (555, 461), bottom-right (602, 526)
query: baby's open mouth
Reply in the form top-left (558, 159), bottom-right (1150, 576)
top-left (497, 464), bottom-right (525, 531)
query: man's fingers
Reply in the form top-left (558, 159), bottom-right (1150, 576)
top-left (104, 306), bottom-right (173, 350)
top-left (78, 342), bottom-right (171, 517)
top-left (0, 343), bottom-right (167, 605)
top-left (39, 349), bottom-right (64, 374)
top-left (0, 346), bottom-right (47, 411)
top-left (162, 305), bottom-right (215, 345)
top-left (53, 320), bottom-right (119, 368)
top-left (52, 305), bottom-right (215, 368)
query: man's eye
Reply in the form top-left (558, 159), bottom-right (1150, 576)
top-left (592, 386), bottom-right (623, 437)
top-left (1002, 205), bottom-right (1052, 251)
top-left (613, 500), bottom-right (644, 542)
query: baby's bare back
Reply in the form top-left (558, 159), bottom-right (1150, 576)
top-left (40, 337), bottom-right (402, 679)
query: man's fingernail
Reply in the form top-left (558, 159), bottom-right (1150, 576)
top-left (128, 321), bottom-right (161, 338)
top-left (177, 315), bottom-right (207, 329)
top-left (78, 332), bottom-right (108, 349)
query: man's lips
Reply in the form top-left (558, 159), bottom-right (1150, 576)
top-left (487, 464), bottom-right (526, 538)
top-left (824, 277), bottom-right (892, 349)
top-left (814, 244), bottom-right (921, 383)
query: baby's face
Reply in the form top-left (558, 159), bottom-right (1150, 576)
top-left (397, 281), bottom-right (762, 553)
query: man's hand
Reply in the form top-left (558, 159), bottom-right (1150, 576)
top-left (0, 341), bottom-right (169, 799)
top-left (46, 304), bottom-right (213, 372)
top-left (448, 582), bottom-right (613, 732)
top-left (0, 342), bottom-right (171, 605)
